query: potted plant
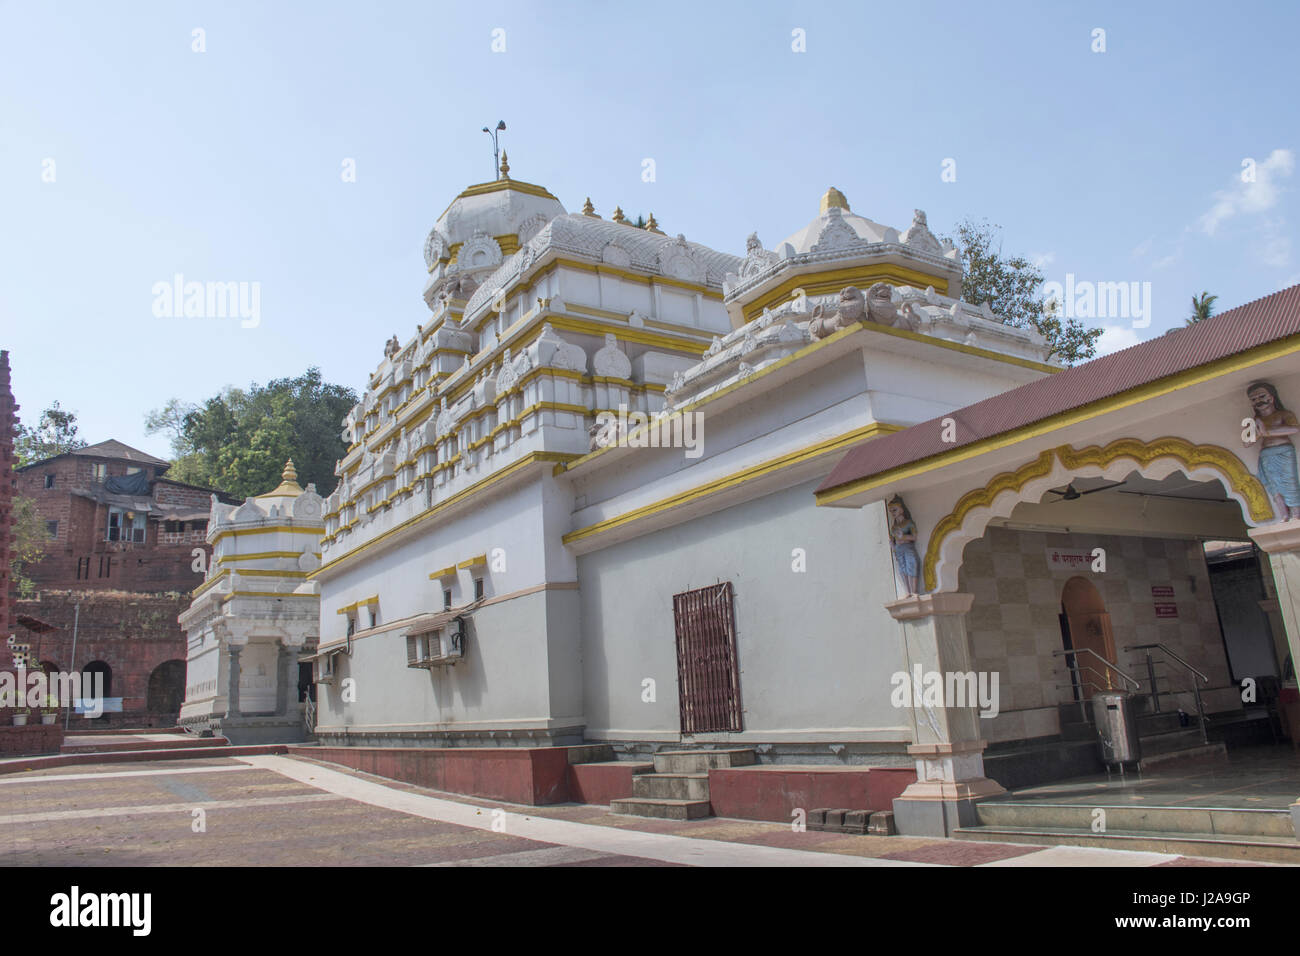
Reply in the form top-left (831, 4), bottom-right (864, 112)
top-left (12, 707), bottom-right (29, 727)
top-left (40, 695), bottom-right (58, 725)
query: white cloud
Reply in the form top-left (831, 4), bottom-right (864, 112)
top-left (1199, 148), bottom-right (1295, 236)
top-left (1095, 324), bottom-right (1143, 356)
top-left (1130, 236), bottom-right (1153, 259)
top-left (1030, 251), bottom-right (1054, 269)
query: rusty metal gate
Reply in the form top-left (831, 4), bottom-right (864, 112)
top-left (672, 582), bottom-right (743, 734)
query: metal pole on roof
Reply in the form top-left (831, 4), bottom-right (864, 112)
top-left (64, 602), bottom-right (79, 732)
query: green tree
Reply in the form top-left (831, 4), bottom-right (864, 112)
top-left (15, 401), bottom-right (88, 466)
top-left (945, 218), bottom-right (1101, 365)
top-left (144, 397), bottom-right (197, 458)
top-left (1187, 291), bottom-right (1218, 325)
top-left (10, 496), bottom-right (47, 597)
top-left (153, 368), bottom-right (356, 498)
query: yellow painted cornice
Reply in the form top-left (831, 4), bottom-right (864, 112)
top-left (210, 524), bottom-right (325, 546)
top-left (562, 421), bottom-right (902, 545)
top-left (313, 451), bottom-right (580, 577)
top-left (456, 554), bottom-right (487, 570)
top-left (335, 595), bottom-right (380, 615)
top-left (217, 550), bottom-right (318, 563)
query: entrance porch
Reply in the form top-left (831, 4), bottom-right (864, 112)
top-left (816, 283), bottom-right (1300, 845)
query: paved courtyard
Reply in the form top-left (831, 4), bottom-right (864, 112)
top-left (0, 752), bottom-right (1275, 867)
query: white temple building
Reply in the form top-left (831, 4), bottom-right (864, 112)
top-left (178, 462), bottom-right (324, 743)
top-left (293, 160), bottom-right (1298, 839)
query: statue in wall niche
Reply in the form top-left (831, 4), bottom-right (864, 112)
top-left (887, 495), bottom-right (922, 597)
top-left (809, 286), bottom-right (868, 339)
top-left (1245, 381), bottom-right (1300, 520)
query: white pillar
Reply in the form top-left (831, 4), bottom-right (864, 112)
top-left (886, 591), bottom-right (1005, 837)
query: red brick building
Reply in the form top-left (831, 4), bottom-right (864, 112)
top-left (12, 440), bottom-right (239, 725)
top-left (0, 351), bottom-right (17, 672)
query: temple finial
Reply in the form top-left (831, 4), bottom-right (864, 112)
top-left (582, 197), bottom-right (597, 217)
top-left (499, 150), bottom-right (510, 179)
top-left (820, 186), bottom-right (850, 214)
top-left (646, 212), bottom-right (662, 234)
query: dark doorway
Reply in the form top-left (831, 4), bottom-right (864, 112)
top-left (1059, 576), bottom-right (1117, 699)
top-left (147, 660), bottom-right (186, 714)
top-left (83, 660), bottom-right (112, 699)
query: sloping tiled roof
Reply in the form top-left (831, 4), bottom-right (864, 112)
top-left (818, 284), bottom-right (1300, 495)
top-left (76, 439), bottom-right (170, 465)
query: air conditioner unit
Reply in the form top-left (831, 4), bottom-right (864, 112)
top-left (316, 653), bottom-right (338, 685)
top-left (439, 620), bottom-right (466, 663)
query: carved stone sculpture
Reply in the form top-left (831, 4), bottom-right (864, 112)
top-left (809, 286), bottom-right (868, 339)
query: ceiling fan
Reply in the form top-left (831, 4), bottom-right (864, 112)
top-left (1047, 480), bottom-right (1127, 501)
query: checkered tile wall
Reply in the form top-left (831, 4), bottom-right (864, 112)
top-left (958, 526), bottom-right (1238, 743)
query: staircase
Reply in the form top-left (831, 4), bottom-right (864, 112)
top-left (954, 799), bottom-right (1300, 863)
top-left (610, 748), bottom-right (755, 820)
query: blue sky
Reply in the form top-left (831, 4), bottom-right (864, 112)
top-left (1, 0), bottom-right (1296, 459)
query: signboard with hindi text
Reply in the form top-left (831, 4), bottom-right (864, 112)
top-left (1045, 548), bottom-right (1097, 572)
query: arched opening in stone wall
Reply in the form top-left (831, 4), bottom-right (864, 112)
top-left (1059, 575), bottom-right (1116, 699)
top-left (147, 660), bottom-right (186, 715)
top-left (82, 660), bottom-right (112, 700)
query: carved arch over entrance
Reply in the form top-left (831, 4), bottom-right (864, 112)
top-left (924, 436), bottom-right (1272, 593)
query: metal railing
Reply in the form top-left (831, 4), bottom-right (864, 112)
top-left (1053, 648), bottom-right (1141, 724)
top-left (303, 695), bottom-right (316, 735)
top-left (1124, 643), bottom-right (1209, 744)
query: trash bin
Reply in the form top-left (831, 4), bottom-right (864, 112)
top-left (1092, 690), bottom-right (1141, 766)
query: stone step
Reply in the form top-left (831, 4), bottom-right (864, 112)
top-left (633, 772), bottom-right (710, 801)
top-left (652, 748), bottom-right (756, 773)
top-left (953, 824), bottom-right (1300, 864)
top-left (1138, 729), bottom-right (1207, 756)
top-left (564, 744), bottom-right (616, 764)
top-left (1138, 742), bottom-right (1227, 770)
top-left (609, 797), bottom-right (713, 820)
top-left (60, 736), bottom-right (229, 755)
top-left (1136, 712), bottom-right (1185, 736)
top-left (976, 801), bottom-right (1293, 838)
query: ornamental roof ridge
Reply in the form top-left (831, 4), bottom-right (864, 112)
top-left (462, 213), bottom-right (742, 321)
top-left (722, 240), bottom-right (964, 303)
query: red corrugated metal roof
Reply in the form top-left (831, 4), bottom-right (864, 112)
top-left (819, 284), bottom-right (1300, 495)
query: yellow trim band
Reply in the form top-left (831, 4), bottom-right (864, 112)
top-left (563, 421), bottom-right (902, 545)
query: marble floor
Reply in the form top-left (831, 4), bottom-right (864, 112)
top-left (994, 744), bottom-right (1300, 809)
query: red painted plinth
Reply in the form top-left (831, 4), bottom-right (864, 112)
top-left (566, 762), bottom-right (645, 805)
top-left (708, 765), bottom-right (917, 822)
top-left (292, 746), bottom-right (575, 806)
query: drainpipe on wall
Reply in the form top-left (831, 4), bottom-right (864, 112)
top-left (64, 602), bottom-right (79, 732)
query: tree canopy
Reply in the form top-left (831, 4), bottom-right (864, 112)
top-left (10, 496), bottom-right (47, 597)
top-left (148, 368), bottom-right (356, 499)
top-left (945, 218), bottom-right (1101, 366)
top-left (15, 401), bottom-right (88, 466)
top-left (1187, 291), bottom-right (1218, 325)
